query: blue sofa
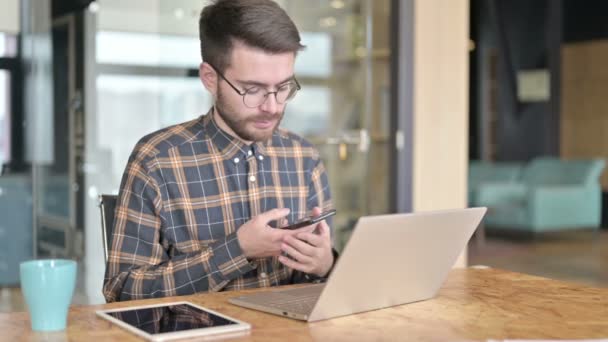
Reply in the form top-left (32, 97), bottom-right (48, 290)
top-left (472, 157), bottom-right (606, 232)
top-left (468, 160), bottom-right (523, 206)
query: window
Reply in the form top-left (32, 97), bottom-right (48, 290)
top-left (283, 33), bottom-right (332, 137)
top-left (0, 70), bottom-right (10, 165)
top-left (282, 86), bottom-right (330, 136)
top-left (296, 32), bottom-right (332, 77)
top-left (96, 31), bottom-right (200, 68)
top-left (0, 32), bottom-right (18, 167)
top-left (0, 32), bottom-right (17, 57)
top-left (96, 74), bottom-right (212, 187)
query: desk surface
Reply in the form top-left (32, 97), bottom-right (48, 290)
top-left (2, 268), bottom-right (607, 341)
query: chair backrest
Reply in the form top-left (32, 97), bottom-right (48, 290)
top-left (468, 160), bottom-right (522, 187)
top-left (522, 157), bottom-right (606, 186)
top-left (99, 194), bottom-right (117, 263)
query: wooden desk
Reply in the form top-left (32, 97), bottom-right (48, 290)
top-left (2, 268), bottom-right (607, 341)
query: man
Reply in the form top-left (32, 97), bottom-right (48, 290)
top-left (103, 0), bottom-right (336, 302)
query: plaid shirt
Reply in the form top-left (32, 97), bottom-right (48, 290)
top-left (103, 111), bottom-right (333, 302)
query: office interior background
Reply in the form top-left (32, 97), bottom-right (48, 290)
top-left (0, 0), bottom-right (606, 310)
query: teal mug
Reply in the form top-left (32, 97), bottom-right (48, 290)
top-left (19, 259), bottom-right (77, 331)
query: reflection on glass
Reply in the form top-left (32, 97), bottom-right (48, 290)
top-left (280, 0), bottom-right (392, 250)
top-left (0, 33), bottom-right (17, 57)
top-left (39, 168), bottom-right (70, 218)
top-left (0, 33), bottom-right (5, 57)
top-left (96, 30), bottom-right (331, 77)
top-left (90, 0), bottom-right (391, 253)
top-left (282, 86), bottom-right (330, 137)
top-left (96, 31), bottom-right (200, 68)
top-left (296, 32), bottom-right (332, 77)
top-left (0, 71), bottom-right (10, 165)
top-left (96, 74), bottom-right (212, 189)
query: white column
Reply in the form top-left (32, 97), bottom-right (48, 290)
top-left (411, 0), bottom-right (470, 266)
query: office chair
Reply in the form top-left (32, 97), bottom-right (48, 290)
top-left (99, 194), bottom-right (117, 263)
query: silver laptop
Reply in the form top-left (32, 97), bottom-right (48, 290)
top-left (229, 207), bottom-right (487, 322)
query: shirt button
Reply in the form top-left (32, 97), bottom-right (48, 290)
top-left (249, 176), bottom-right (256, 183)
top-left (260, 272), bottom-right (267, 279)
top-left (248, 150), bottom-right (253, 156)
top-left (233, 157), bottom-right (240, 164)
top-left (258, 155), bottom-right (264, 161)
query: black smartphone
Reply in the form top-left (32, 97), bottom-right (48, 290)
top-left (281, 209), bottom-right (336, 230)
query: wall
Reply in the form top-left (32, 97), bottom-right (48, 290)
top-left (412, 0), bottom-right (469, 266)
top-left (472, 0), bottom-right (608, 163)
top-left (563, 0), bottom-right (608, 43)
top-left (0, 0), bottom-right (20, 34)
top-left (560, 1), bottom-right (608, 190)
top-left (471, 0), bottom-right (560, 162)
top-left (561, 40), bottom-right (608, 189)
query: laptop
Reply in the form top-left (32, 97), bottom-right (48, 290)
top-left (229, 207), bottom-right (487, 322)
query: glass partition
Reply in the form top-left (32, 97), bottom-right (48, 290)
top-left (83, 0), bottom-right (392, 302)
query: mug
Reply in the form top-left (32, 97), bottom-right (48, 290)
top-left (19, 259), bottom-right (77, 331)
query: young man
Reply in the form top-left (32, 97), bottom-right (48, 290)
top-left (103, 0), bottom-right (335, 302)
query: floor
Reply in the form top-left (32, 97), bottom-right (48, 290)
top-left (2, 229), bottom-right (606, 313)
top-left (468, 228), bottom-right (608, 287)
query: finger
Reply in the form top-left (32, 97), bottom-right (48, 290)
top-left (273, 224), bottom-right (313, 242)
top-left (290, 223), bottom-right (316, 235)
top-left (311, 207), bottom-right (322, 217)
top-left (317, 220), bottom-right (330, 238)
top-left (278, 255), bottom-right (310, 273)
top-left (258, 208), bottom-right (290, 225)
top-left (295, 232), bottom-right (324, 247)
top-left (283, 235), bottom-right (316, 256)
top-left (281, 243), bottom-right (312, 264)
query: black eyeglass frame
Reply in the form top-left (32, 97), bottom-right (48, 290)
top-left (207, 63), bottom-right (301, 108)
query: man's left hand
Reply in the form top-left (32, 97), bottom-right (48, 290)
top-left (278, 207), bottom-right (334, 277)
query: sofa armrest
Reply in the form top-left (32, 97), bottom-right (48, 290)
top-left (473, 182), bottom-right (528, 207)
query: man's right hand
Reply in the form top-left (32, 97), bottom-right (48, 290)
top-left (237, 208), bottom-right (314, 259)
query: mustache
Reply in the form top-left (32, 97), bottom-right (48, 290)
top-left (249, 113), bottom-right (282, 122)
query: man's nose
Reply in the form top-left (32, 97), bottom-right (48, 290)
top-left (260, 93), bottom-right (279, 113)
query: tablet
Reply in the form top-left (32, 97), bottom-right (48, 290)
top-left (96, 301), bottom-right (251, 341)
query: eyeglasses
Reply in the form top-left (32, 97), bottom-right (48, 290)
top-left (208, 63), bottom-right (301, 108)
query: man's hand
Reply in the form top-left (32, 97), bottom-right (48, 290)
top-left (278, 207), bottom-right (334, 277)
top-left (237, 208), bottom-right (315, 259)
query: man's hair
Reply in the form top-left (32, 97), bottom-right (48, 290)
top-left (199, 0), bottom-right (305, 73)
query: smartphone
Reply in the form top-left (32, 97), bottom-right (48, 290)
top-left (281, 209), bottom-right (336, 230)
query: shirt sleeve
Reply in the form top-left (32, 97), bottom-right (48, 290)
top-left (102, 153), bottom-right (255, 302)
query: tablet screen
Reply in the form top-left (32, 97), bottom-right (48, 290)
top-left (105, 303), bottom-right (238, 335)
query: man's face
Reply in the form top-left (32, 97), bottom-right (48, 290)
top-left (215, 41), bottom-right (296, 142)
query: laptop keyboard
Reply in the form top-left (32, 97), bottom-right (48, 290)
top-left (237, 284), bottom-right (325, 316)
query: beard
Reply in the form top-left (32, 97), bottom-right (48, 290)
top-left (215, 87), bottom-right (284, 142)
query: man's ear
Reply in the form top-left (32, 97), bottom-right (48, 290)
top-left (199, 62), bottom-right (218, 97)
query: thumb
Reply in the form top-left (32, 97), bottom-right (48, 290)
top-left (257, 207), bottom-right (290, 225)
top-left (311, 207), bottom-right (322, 217)
top-left (318, 219), bottom-right (330, 238)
